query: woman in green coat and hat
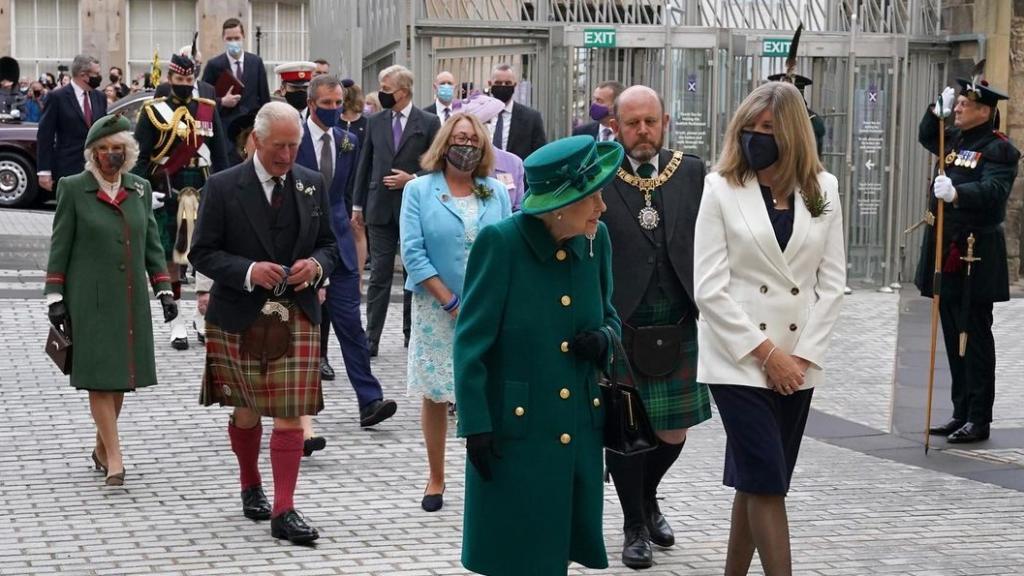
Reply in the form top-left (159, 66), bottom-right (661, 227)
top-left (454, 135), bottom-right (624, 575)
top-left (45, 114), bottom-right (178, 486)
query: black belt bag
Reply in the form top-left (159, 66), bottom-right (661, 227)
top-left (624, 323), bottom-right (685, 378)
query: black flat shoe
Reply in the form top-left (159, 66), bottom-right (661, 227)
top-left (421, 485), bottom-right (445, 512)
top-left (242, 485), bottom-right (272, 521)
top-left (105, 467), bottom-right (126, 487)
top-left (303, 436), bottom-right (326, 457)
top-left (947, 422), bottom-right (990, 444)
top-left (271, 509), bottom-right (319, 544)
top-left (646, 499), bottom-right (675, 548)
top-left (91, 450), bottom-right (107, 474)
top-left (621, 526), bottom-right (653, 569)
top-left (360, 398), bottom-right (397, 427)
top-left (929, 418), bottom-right (965, 436)
top-left (171, 337), bottom-right (189, 351)
top-left (319, 358), bottom-right (335, 381)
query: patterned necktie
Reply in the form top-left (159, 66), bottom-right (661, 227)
top-left (319, 133), bottom-right (334, 190)
top-left (392, 111), bottom-right (404, 150)
top-left (82, 91), bottom-right (92, 126)
top-left (234, 59), bottom-right (243, 79)
top-left (492, 111), bottom-right (504, 149)
top-left (636, 163), bottom-right (655, 178)
top-left (270, 176), bottom-right (284, 210)
top-left (444, 108), bottom-right (451, 122)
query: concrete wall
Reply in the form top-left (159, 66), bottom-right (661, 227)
top-left (0, 0), bottom-right (11, 57)
top-left (80, 0), bottom-right (126, 74)
top-left (197, 0), bottom-right (248, 68)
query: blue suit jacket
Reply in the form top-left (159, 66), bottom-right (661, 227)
top-left (296, 124), bottom-right (360, 275)
top-left (36, 83), bottom-right (108, 180)
top-left (400, 172), bottom-right (511, 296)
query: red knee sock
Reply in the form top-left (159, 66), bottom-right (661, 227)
top-left (270, 428), bottom-right (304, 517)
top-left (228, 422), bottom-right (263, 490)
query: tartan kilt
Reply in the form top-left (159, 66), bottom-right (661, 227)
top-left (623, 300), bottom-right (711, 431)
top-left (200, 301), bottom-right (323, 418)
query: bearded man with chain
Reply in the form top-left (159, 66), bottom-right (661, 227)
top-left (599, 85), bottom-right (712, 569)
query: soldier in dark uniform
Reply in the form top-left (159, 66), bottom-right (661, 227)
top-left (767, 73), bottom-right (826, 157)
top-left (132, 52), bottom-right (228, 350)
top-left (918, 79), bottom-right (1020, 444)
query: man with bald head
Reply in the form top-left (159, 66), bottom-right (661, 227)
top-left (601, 85), bottom-right (712, 569)
top-left (425, 70), bottom-right (457, 122)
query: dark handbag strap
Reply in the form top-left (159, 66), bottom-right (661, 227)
top-left (600, 326), bottom-right (633, 392)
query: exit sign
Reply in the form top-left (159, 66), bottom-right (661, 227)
top-left (584, 29), bottom-right (616, 49)
top-left (762, 38), bottom-right (792, 57)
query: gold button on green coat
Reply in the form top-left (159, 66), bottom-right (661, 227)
top-left (455, 214), bottom-right (620, 576)
top-left (561, 295), bottom-right (571, 306)
top-left (514, 406), bottom-right (525, 417)
top-left (559, 388), bottom-right (570, 399)
top-left (560, 433), bottom-right (572, 445)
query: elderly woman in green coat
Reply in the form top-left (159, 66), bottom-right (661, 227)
top-left (45, 114), bottom-right (178, 486)
top-left (454, 135), bottom-right (624, 576)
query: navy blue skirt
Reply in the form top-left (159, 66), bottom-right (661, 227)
top-left (709, 384), bottom-right (813, 495)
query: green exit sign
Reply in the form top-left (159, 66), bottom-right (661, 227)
top-left (762, 38), bottom-right (792, 57)
top-left (584, 29), bottom-right (616, 49)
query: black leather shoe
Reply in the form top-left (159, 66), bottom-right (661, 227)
top-left (368, 342), bottom-right (379, 358)
top-left (646, 499), bottom-right (675, 548)
top-left (622, 526), bottom-right (654, 569)
top-left (171, 337), bottom-right (189, 351)
top-left (421, 485), bottom-right (445, 512)
top-left (929, 418), bottom-right (965, 436)
top-left (319, 358), bottom-right (335, 381)
top-left (360, 398), bottom-right (398, 427)
top-left (303, 436), bottom-right (326, 457)
top-left (947, 422), bottom-right (990, 444)
top-left (241, 485), bottom-right (272, 521)
top-left (271, 509), bottom-right (319, 544)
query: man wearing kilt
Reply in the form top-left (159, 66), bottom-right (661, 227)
top-left (133, 50), bottom-right (228, 350)
top-left (600, 85), bottom-right (712, 569)
top-left (189, 101), bottom-right (338, 544)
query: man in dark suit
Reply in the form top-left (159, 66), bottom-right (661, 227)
top-left (296, 74), bottom-right (398, 434)
top-left (201, 17), bottom-right (271, 162)
top-left (487, 63), bottom-right (546, 161)
top-left (572, 80), bottom-right (624, 142)
top-left (36, 54), bottom-right (106, 193)
top-left (351, 64), bottom-right (441, 356)
top-left (600, 85), bottom-right (711, 569)
top-left (190, 101), bottom-right (338, 545)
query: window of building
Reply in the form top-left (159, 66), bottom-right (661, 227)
top-left (11, 0), bottom-right (81, 81)
top-left (126, 0), bottom-right (197, 87)
top-left (251, 0), bottom-right (310, 91)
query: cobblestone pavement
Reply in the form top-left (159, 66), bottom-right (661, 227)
top-left (3, 289), bottom-right (1024, 575)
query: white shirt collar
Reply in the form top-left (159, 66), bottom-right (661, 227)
top-left (228, 52), bottom-right (244, 65)
top-left (88, 168), bottom-right (121, 199)
top-left (306, 115), bottom-right (331, 145)
top-left (71, 81), bottom-right (87, 103)
top-left (502, 98), bottom-right (514, 114)
top-left (393, 100), bottom-right (413, 118)
top-left (627, 153), bottom-right (660, 174)
top-left (253, 153), bottom-right (276, 185)
top-left (435, 99), bottom-right (452, 114)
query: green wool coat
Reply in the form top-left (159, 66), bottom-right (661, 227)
top-left (454, 213), bottom-right (621, 576)
top-left (45, 171), bottom-right (172, 391)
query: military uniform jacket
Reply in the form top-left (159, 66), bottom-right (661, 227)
top-left (131, 96), bottom-right (229, 183)
top-left (915, 109), bottom-right (1020, 303)
top-left (45, 171), bottom-right (172, 391)
top-left (454, 214), bottom-right (620, 576)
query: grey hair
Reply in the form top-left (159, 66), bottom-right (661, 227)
top-left (308, 74), bottom-right (342, 101)
top-left (71, 54), bottom-right (99, 77)
top-left (253, 101), bottom-right (303, 140)
top-left (379, 65), bottom-right (414, 91)
top-left (83, 130), bottom-right (140, 176)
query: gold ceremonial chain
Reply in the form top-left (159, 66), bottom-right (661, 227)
top-left (615, 150), bottom-right (684, 192)
top-left (145, 103), bottom-right (205, 163)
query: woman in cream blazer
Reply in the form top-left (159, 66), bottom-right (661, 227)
top-left (694, 81), bottom-right (846, 576)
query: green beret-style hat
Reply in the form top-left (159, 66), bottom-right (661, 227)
top-left (84, 114), bottom-right (132, 148)
top-left (521, 135), bottom-right (624, 215)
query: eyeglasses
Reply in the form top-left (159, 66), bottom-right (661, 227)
top-left (451, 135), bottom-right (481, 146)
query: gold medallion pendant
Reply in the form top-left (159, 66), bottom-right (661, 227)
top-left (638, 196), bottom-right (660, 230)
top-left (616, 151), bottom-right (685, 232)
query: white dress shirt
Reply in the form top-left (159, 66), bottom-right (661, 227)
top-left (228, 53), bottom-right (244, 77)
top-left (434, 98), bottom-right (453, 122)
top-left (305, 115), bottom-right (334, 177)
top-left (488, 99), bottom-right (514, 151)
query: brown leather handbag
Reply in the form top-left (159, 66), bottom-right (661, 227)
top-left (240, 302), bottom-right (292, 374)
top-left (45, 321), bottom-right (73, 375)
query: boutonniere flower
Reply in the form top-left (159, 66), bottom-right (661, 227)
top-left (801, 192), bottom-right (831, 218)
top-left (296, 180), bottom-right (315, 197)
top-left (134, 182), bottom-right (146, 198)
top-left (471, 182), bottom-right (494, 200)
top-left (339, 136), bottom-right (355, 154)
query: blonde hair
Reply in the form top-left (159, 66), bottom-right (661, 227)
top-left (716, 81), bottom-right (823, 206)
top-left (419, 112), bottom-right (495, 178)
top-left (83, 130), bottom-right (140, 176)
top-left (379, 64), bottom-right (414, 92)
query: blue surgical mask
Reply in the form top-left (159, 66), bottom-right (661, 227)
top-left (314, 106), bottom-right (341, 128)
top-left (437, 83), bottom-right (454, 103)
top-left (226, 41), bottom-right (243, 57)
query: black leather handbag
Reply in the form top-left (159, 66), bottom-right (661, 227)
top-left (599, 332), bottom-right (659, 456)
top-left (45, 321), bottom-right (73, 375)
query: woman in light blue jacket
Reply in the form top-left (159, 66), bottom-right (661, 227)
top-left (400, 112), bottom-right (511, 512)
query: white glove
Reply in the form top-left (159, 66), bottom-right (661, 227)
top-left (932, 86), bottom-right (955, 118)
top-left (933, 175), bottom-right (956, 203)
top-left (152, 190), bottom-right (165, 210)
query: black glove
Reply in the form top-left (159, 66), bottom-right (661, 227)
top-left (48, 301), bottom-right (69, 330)
top-left (159, 294), bottom-right (178, 323)
top-left (466, 432), bottom-right (496, 482)
top-left (571, 329), bottom-right (608, 363)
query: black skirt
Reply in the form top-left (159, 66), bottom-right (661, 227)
top-left (709, 384), bottom-right (813, 495)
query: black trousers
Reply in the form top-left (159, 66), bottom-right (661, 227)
top-left (365, 221), bottom-right (411, 346)
top-left (939, 297), bottom-right (996, 424)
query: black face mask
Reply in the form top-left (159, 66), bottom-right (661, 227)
top-left (490, 84), bottom-right (515, 103)
top-left (285, 90), bottom-right (308, 111)
top-left (87, 74), bottom-right (102, 89)
top-left (109, 73), bottom-right (120, 84)
top-left (98, 151), bottom-right (126, 172)
top-left (741, 130), bottom-right (779, 171)
top-left (377, 90), bottom-right (397, 110)
top-left (171, 84), bottom-right (193, 101)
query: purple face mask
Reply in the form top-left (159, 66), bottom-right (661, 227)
top-left (362, 105), bottom-right (374, 115)
top-left (589, 102), bottom-right (610, 122)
